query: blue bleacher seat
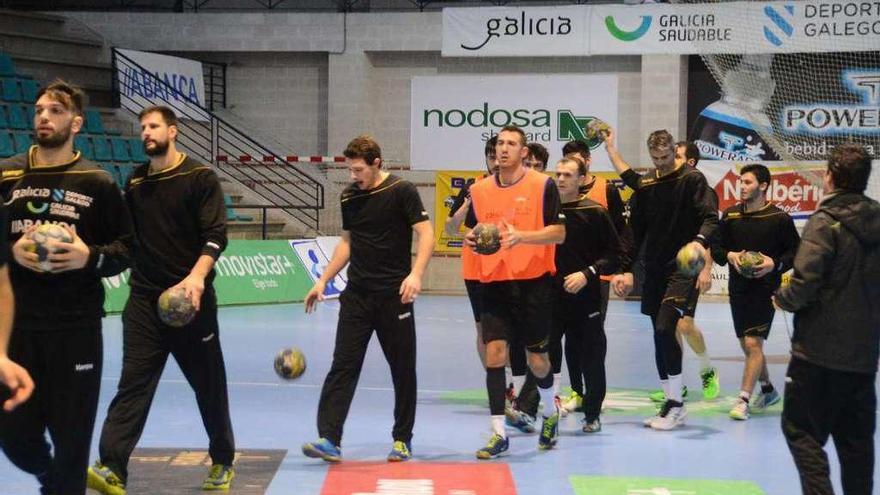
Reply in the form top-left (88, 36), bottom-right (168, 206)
top-left (110, 137), bottom-right (131, 162)
top-left (12, 132), bottom-right (31, 153)
top-left (0, 132), bottom-right (14, 158)
top-left (0, 54), bottom-right (15, 78)
top-left (128, 138), bottom-right (149, 163)
top-left (223, 194), bottom-right (253, 222)
top-left (0, 105), bottom-right (7, 128)
top-left (24, 105), bottom-right (33, 125)
top-left (91, 136), bottom-right (112, 161)
top-left (1, 79), bottom-right (22, 102)
top-left (84, 109), bottom-right (108, 135)
top-left (20, 79), bottom-right (37, 102)
top-left (7, 105), bottom-right (27, 130)
top-left (74, 135), bottom-right (94, 160)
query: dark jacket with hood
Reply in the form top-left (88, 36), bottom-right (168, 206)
top-left (775, 191), bottom-right (880, 374)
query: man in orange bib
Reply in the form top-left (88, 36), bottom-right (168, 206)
top-left (463, 126), bottom-right (565, 458)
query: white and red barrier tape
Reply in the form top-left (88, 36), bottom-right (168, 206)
top-left (215, 155), bottom-right (346, 163)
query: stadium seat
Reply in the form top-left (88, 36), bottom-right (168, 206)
top-left (84, 109), bottom-right (106, 134)
top-left (129, 137), bottom-right (149, 163)
top-left (91, 136), bottom-right (112, 161)
top-left (110, 136), bottom-right (131, 162)
top-left (7, 105), bottom-right (27, 130)
top-left (0, 132), bottom-right (14, 158)
top-left (1, 78), bottom-right (22, 102)
top-left (12, 132), bottom-right (31, 153)
top-left (0, 54), bottom-right (15, 78)
top-left (23, 105), bottom-right (33, 125)
top-left (20, 79), bottom-right (37, 102)
top-left (0, 105), bottom-right (8, 128)
top-left (224, 194), bottom-right (253, 222)
top-left (74, 134), bottom-right (94, 160)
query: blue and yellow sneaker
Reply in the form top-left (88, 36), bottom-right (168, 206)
top-left (475, 434), bottom-right (509, 460)
top-left (302, 438), bottom-right (342, 462)
top-left (538, 411), bottom-right (559, 450)
top-left (387, 441), bottom-right (412, 462)
top-left (752, 388), bottom-right (781, 410)
top-left (86, 461), bottom-right (126, 495)
top-left (505, 407), bottom-right (537, 433)
top-left (202, 464), bottom-right (234, 491)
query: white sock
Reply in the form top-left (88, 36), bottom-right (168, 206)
top-left (539, 383), bottom-right (557, 418)
top-left (491, 415), bottom-right (506, 438)
top-left (660, 379), bottom-right (670, 399)
top-left (512, 375), bottom-right (525, 397)
top-left (552, 373), bottom-right (562, 397)
top-left (668, 374), bottom-right (683, 403)
top-left (505, 367), bottom-right (513, 388)
top-left (698, 352), bottom-right (712, 372)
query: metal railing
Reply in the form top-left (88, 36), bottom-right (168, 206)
top-left (230, 204), bottom-right (318, 239)
top-left (111, 48), bottom-right (324, 232)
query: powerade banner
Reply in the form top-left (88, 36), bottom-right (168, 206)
top-left (410, 75), bottom-right (618, 171)
top-left (434, 171), bottom-right (487, 254)
top-left (101, 240), bottom-right (314, 312)
top-left (115, 49), bottom-right (208, 122)
top-left (443, 1), bottom-right (880, 56)
top-left (688, 57), bottom-right (880, 162)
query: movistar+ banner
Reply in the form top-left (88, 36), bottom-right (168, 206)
top-left (443, 1), bottom-right (880, 56)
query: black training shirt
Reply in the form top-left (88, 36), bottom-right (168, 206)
top-left (125, 154), bottom-right (227, 295)
top-left (556, 197), bottom-right (621, 285)
top-left (342, 174), bottom-right (429, 292)
top-left (711, 202), bottom-right (800, 296)
top-left (0, 204), bottom-right (7, 267)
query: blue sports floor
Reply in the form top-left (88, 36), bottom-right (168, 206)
top-left (1, 296), bottom-right (877, 494)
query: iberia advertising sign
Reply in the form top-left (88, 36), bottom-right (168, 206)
top-left (702, 162), bottom-right (825, 220)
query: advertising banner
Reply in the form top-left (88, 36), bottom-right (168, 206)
top-left (444, 2), bottom-right (880, 56)
top-left (433, 171), bottom-right (488, 254)
top-left (102, 240), bottom-right (314, 312)
top-left (442, 5), bottom-right (590, 57)
top-left (115, 48), bottom-right (209, 122)
top-left (411, 75), bottom-right (618, 171)
top-left (290, 239), bottom-right (348, 298)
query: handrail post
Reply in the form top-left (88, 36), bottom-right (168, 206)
top-left (262, 207), bottom-right (268, 240)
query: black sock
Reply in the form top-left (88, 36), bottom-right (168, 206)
top-left (761, 383), bottom-right (775, 394)
top-left (486, 366), bottom-right (506, 415)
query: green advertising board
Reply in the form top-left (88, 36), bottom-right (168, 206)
top-left (570, 475), bottom-right (766, 495)
top-left (102, 240), bottom-right (313, 313)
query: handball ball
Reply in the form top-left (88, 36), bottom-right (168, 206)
top-left (585, 119), bottom-right (611, 140)
top-left (676, 243), bottom-right (706, 277)
top-left (274, 347), bottom-right (306, 380)
top-left (157, 286), bottom-right (197, 327)
top-left (472, 223), bottom-right (502, 255)
top-left (27, 223), bottom-right (73, 272)
top-left (738, 251), bottom-right (765, 278)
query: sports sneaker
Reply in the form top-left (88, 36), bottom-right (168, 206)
top-left (582, 418), bottom-right (602, 433)
top-left (729, 398), bottom-right (750, 421)
top-left (560, 391), bottom-right (583, 415)
top-left (476, 434), bottom-right (509, 460)
top-left (387, 440), bottom-right (412, 462)
top-left (752, 388), bottom-right (781, 410)
top-left (302, 438), bottom-right (342, 462)
top-left (202, 464), bottom-right (234, 490)
top-left (650, 400), bottom-right (687, 430)
top-left (648, 386), bottom-right (688, 403)
top-left (701, 367), bottom-right (720, 400)
top-left (87, 462), bottom-right (126, 495)
top-left (505, 407), bottom-right (537, 433)
top-left (538, 411), bottom-right (560, 450)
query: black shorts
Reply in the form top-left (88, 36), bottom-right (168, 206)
top-left (641, 267), bottom-right (699, 318)
top-left (464, 279), bottom-right (482, 323)
top-left (730, 292), bottom-right (775, 339)
top-left (480, 274), bottom-right (554, 352)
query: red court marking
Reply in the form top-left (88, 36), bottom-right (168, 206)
top-left (320, 461), bottom-right (516, 495)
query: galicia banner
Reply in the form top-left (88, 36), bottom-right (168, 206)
top-left (443, 1), bottom-right (880, 56)
top-left (442, 5), bottom-right (590, 57)
top-left (410, 75), bottom-right (618, 171)
top-left (115, 48), bottom-right (208, 122)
